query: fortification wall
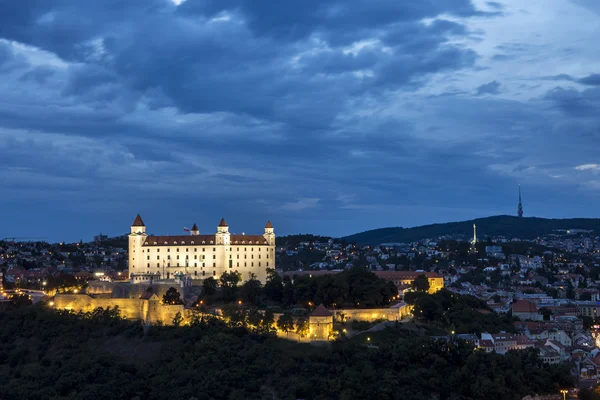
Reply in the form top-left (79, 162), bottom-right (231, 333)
top-left (53, 294), bottom-right (185, 325)
top-left (335, 308), bottom-right (399, 322)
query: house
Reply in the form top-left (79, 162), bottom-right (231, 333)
top-left (512, 299), bottom-right (543, 321)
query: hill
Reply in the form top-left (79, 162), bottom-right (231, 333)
top-left (343, 215), bottom-right (600, 245)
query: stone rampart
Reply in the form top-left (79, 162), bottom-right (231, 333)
top-left (53, 294), bottom-right (185, 325)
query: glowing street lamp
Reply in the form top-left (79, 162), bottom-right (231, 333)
top-left (560, 389), bottom-right (568, 400)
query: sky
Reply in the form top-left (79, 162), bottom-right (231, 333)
top-left (1, 0), bottom-right (600, 242)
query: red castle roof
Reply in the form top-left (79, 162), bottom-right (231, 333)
top-left (132, 214), bottom-right (145, 227)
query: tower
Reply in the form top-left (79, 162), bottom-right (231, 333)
top-left (190, 223), bottom-right (199, 236)
top-left (263, 221), bottom-right (275, 246)
top-left (128, 214), bottom-right (148, 277)
top-left (470, 224), bottom-right (477, 253)
top-left (517, 185), bottom-right (523, 218)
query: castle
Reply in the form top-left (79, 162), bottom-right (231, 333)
top-left (128, 215), bottom-right (276, 284)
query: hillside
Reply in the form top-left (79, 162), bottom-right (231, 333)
top-left (343, 215), bottom-right (600, 245)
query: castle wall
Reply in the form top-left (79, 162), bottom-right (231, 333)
top-left (53, 294), bottom-right (185, 325)
top-left (334, 304), bottom-right (411, 322)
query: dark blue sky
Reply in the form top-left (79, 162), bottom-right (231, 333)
top-left (1, 0), bottom-right (600, 242)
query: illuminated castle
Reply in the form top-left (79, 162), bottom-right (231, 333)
top-left (128, 215), bottom-right (275, 284)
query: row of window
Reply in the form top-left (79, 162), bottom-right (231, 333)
top-left (141, 247), bottom-right (272, 253)
top-left (146, 262), bottom-right (269, 268)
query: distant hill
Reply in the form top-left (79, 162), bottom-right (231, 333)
top-left (343, 215), bottom-right (600, 245)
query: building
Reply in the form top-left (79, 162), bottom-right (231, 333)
top-left (512, 299), bottom-right (543, 321)
top-left (578, 302), bottom-right (600, 318)
top-left (128, 215), bottom-right (276, 284)
top-left (374, 271), bottom-right (444, 294)
top-left (309, 304), bottom-right (334, 341)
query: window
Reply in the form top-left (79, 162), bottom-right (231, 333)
top-left (157, 256), bottom-right (160, 260)
top-left (177, 255), bottom-right (180, 260)
top-left (186, 248), bottom-right (189, 252)
top-left (244, 262), bottom-right (247, 267)
top-left (213, 255), bottom-right (216, 259)
top-left (186, 255), bottom-right (189, 259)
top-left (252, 262), bottom-right (254, 267)
top-left (202, 248), bottom-right (205, 252)
top-left (203, 271), bottom-right (206, 276)
top-left (147, 256), bottom-right (150, 260)
top-left (168, 263), bottom-right (171, 267)
top-left (194, 255), bottom-right (197, 259)
top-left (213, 271), bottom-right (216, 276)
top-left (147, 263), bottom-right (150, 267)
top-left (213, 247), bottom-right (216, 251)
top-left (237, 255), bottom-right (239, 259)
top-left (194, 271), bottom-right (197, 276)
top-left (167, 255), bottom-right (171, 260)
top-left (168, 249), bottom-right (170, 252)
top-left (177, 248), bottom-right (180, 252)
top-left (177, 263), bottom-right (180, 267)
top-left (213, 263), bottom-right (216, 267)
top-left (157, 249), bottom-right (160, 252)
top-left (237, 262), bottom-right (239, 267)
top-left (157, 263), bottom-right (160, 267)
top-left (202, 263), bottom-right (205, 267)
top-left (194, 263), bottom-right (197, 267)
top-left (194, 248), bottom-right (197, 252)
top-left (259, 262), bottom-right (261, 267)
top-left (266, 262), bottom-right (269, 267)
top-left (245, 248), bottom-right (247, 251)
top-left (267, 255), bottom-right (269, 259)
top-left (244, 255), bottom-right (247, 259)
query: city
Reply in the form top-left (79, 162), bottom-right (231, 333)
top-left (2, 0), bottom-right (600, 399)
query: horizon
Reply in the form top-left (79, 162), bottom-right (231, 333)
top-left (2, 0), bottom-right (600, 241)
top-left (4, 213), bottom-right (600, 244)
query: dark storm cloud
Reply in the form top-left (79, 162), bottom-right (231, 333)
top-left (0, 0), bottom-right (598, 241)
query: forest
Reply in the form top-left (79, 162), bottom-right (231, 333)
top-left (0, 304), bottom-right (574, 400)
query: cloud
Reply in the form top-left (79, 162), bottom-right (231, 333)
top-left (1, 0), bottom-right (600, 240)
top-left (576, 164), bottom-right (600, 171)
top-left (281, 198), bottom-right (321, 211)
top-left (475, 80), bottom-right (501, 95)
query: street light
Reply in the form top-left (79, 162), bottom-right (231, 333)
top-left (560, 389), bottom-right (568, 400)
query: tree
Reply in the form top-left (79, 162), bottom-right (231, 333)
top-left (264, 268), bottom-right (283, 303)
top-left (202, 277), bottom-right (218, 296)
top-left (163, 287), bottom-right (183, 305)
top-left (412, 274), bottom-right (430, 293)
top-left (412, 295), bottom-right (442, 323)
top-left (172, 312), bottom-right (183, 327)
top-left (295, 317), bottom-right (309, 337)
top-left (276, 314), bottom-right (295, 336)
top-left (241, 277), bottom-right (262, 306)
top-left (220, 271), bottom-right (242, 302)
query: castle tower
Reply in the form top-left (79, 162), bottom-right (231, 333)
top-left (129, 214), bottom-right (148, 277)
top-left (190, 223), bottom-right (199, 236)
top-left (263, 221), bottom-right (275, 246)
top-left (216, 218), bottom-right (230, 245)
top-left (517, 185), bottom-right (523, 218)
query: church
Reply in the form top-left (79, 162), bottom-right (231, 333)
top-left (128, 215), bottom-right (276, 284)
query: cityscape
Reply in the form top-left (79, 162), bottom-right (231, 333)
top-left (2, 0), bottom-right (600, 399)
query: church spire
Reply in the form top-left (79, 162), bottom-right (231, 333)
top-left (518, 185), bottom-right (523, 218)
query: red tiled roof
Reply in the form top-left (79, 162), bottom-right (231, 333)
top-left (374, 271), bottom-right (442, 279)
top-left (219, 218), bottom-right (228, 227)
top-left (132, 214), bottom-right (145, 227)
top-left (512, 299), bottom-right (538, 313)
top-left (311, 304), bottom-right (332, 317)
top-left (230, 235), bottom-right (268, 245)
top-left (265, 221), bottom-right (273, 229)
top-left (143, 234), bottom-right (269, 246)
top-left (144, 235), bottom-right (216, 246)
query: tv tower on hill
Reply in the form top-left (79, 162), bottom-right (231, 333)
top-left (517, 185), bottom-right (523, 218)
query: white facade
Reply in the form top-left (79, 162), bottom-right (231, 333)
top-left (129, 216), bottom-right (275, 284)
